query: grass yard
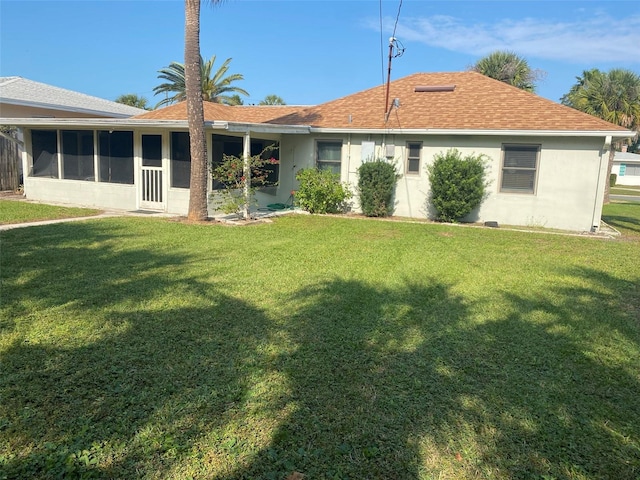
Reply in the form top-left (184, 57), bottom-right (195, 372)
top-left (1, 211), bottom-right (639, 479)
top-left (611, 185), bottom-right (640, 196)
top-left (602, 201), bottom-right (640, 239)
top-left (0, 199), bottom-right (100, 225)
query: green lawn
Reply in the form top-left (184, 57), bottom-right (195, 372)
top-left (1, 212), bottom-right (639, 479)
top-left (611, 185), bottom-right (640, 195)
top-left (602, 201), bottom-right (640, 238)
top-left (0, 200), bottom-right (100, 225)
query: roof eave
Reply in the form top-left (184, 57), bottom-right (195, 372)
top-left (2, 117), bottom-right (310, 134)
top-left (310, 127), bottom-right (635, 139)
top-left (0, 98), bottom-right (144, 118)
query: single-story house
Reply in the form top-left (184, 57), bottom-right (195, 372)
top-left (1, 76), bottom-right (145, 190)
top-left (612, 149), bottom-right (640, 186)
top-left (4, 71), bottom-right (634, 232)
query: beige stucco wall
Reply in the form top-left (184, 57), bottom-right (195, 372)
top-left (276, 133), bottom-right (607, 232)
top-left (19, 125), bottom-right (609, 231)
top-left (23, 176), bottom-right (137, 209)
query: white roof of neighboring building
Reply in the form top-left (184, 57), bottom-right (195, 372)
top-left (0, 76), bottom-right (146, 118)
top-left (614, 151), bottom-right (640, 163)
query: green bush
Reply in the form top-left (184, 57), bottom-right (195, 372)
top-left (357, 159), bottom-right (401, 217)
top-left (295, 168), bottom-right (352, 214)
top-left (427, 148), bottom-right (489, 223)
top-left (610, 173), bottom-right (617, 187)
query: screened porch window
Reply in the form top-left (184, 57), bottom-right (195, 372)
top-left (500, 145), bottom-right (540, 194)
top-left (61, 130), bottom-right (94, 181)
top-left (211, 135), bottom-right (279, 190)
top-left (98, 131), bottom-right (134, 184)
top-left (171, 131), bottom-right (191, 188)
top-left (316, 140), bottom-right (342, 175)
top-left (30, 130), bottom-right (58, 178)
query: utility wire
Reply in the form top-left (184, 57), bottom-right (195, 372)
top-left (379, 0), bottom-right (385, 86)
top-left (392, 0), bottom-right (403, 39)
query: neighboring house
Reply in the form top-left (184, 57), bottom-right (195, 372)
top-left (0, 76), bottom-right (145, 118)
top-left (4, 72), bottom-right (634, 232)
top-left (612, 149), bottom-right (640, 186)
top-left (0, 76), bottom-right (146, 190)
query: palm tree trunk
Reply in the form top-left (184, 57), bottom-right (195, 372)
top-left (185, 0), bottom-right (208, 221)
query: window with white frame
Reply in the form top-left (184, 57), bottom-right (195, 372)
top-left (316, 140), bottom-right (342, 175)
top-left (61, 130), bottom-right (94, 181)
top-left (406, 142), bottom-right (421, 174)
top-left (500, 144), bottom-right (540, 194)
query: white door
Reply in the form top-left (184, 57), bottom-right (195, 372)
top-left (140, 134), bottom-right (165, 210)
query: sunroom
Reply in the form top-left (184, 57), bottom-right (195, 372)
top-left (11, 117), bottom-right (309, 215)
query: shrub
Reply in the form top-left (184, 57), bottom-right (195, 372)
top-left (295, 168), bottom-right (352, 214)
top-left (427, 148), bottom-right (489, 223)
top-left (357, 159), bottom-right (401, 217)
top-left (210, 146), bottom-right (278, 219)
top-left (610, 173), bottom-right (617, 187)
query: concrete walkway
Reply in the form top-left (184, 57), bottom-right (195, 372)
top-left (0, 209), bottom-right (178, 231)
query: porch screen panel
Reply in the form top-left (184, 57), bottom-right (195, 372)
top-left (171, 131), bottom-right (191, 188)
top-left (98, 131), bottom-right (134, 184)
top-left (62, 130), bottom-right (94, 181)
top-left (31, 130), bottom-right (58, 178)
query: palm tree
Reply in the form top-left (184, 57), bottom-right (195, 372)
top-left (561, 68), bottom-right (640, 203)
top-left (227, 94), bottom-right (244, 106)
top-left (114, 93), bottom-right (150, 110)
top-left (471, 51), bottom-right (543, 92)
top-left (259, 94), bottom-right (286, 105)
top-left (153, 54), bottom-right (249, 108)
top-left (184, 0), bottom-right (208, 221)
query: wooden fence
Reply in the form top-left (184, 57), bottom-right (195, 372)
top-left (0, 134), bottom-right (21, 191)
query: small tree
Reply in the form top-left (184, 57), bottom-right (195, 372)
top-left (210, 146), bottom-right (278, 219)
top-left (427, 149), bottom-right (489, 223)
top-left (357, 159), bottom-right (401, 217)
top-left (115, 94), bottom-right (150, 110)
top-left (295, 168), bottom-right (352, 214)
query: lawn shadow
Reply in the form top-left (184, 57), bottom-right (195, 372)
top-left (222, 273), bottom-right (640, 479)
top-left (1, 220), bottom-right (277, 478)
top-left (602, 202), bottom-right (640, 234)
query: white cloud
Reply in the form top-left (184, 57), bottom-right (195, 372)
top-left (377, 12), bottom-right (640, 64)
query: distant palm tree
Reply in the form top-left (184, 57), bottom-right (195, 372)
top-left (153, 54), bottom-right (249, 108)
top-left (471, 51), bottom-right (543, 93)
top-left (114, 93), bottom-right (150, 110)
top-left (562, 68), bottom-right (640, 203)
top-left (259, 94), bottom-right (286, 105)
top-left (227, 94), bottom-right (245, 106)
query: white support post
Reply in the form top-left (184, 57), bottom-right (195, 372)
top-left (243, 131), bottom-right (251, 220)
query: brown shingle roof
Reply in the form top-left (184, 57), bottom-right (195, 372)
top-left (269, 71), bottom-right (628, 131)
top-left (135, 72), bottom-right (628, 132)
top-left (134, 102), bottom-right (307, 123)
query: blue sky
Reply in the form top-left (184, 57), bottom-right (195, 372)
top-left (1, 0), bottom-right (639, 108)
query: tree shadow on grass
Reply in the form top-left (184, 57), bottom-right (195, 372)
top-left (602, 202), bottom-right (640, 234)
top-left (223, 273), bottom-right (640, 479)
top-left (2, 221), bottom-right (639, 479)
top-left (1, 221), bottom-right (278, 478)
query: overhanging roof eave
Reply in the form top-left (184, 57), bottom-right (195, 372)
top-left (0, 98), bottom-right (144, 118)
top-left (2, 117), bottom-right (310, 134)
top-left (309, 127), bottom-right (635, 139)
